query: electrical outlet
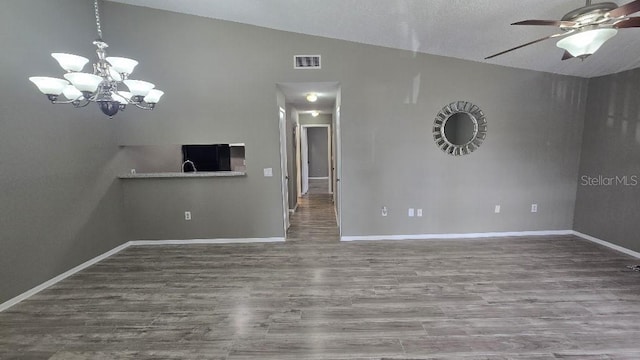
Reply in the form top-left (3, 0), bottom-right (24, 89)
top-left (417, 209), bottom-right (423, 217)
top-left (381, 206), bottom-right (388, 217)
top-left (531, 204), bottom-right (538, 213)
top-left (408, 208), bottom-right (415, 217)
top-left (185, 211), bottom-right (191, 221)
top-left (263, 168), bottom-right (273, 177)
top-left (494, 205), bottom-right (501, 214)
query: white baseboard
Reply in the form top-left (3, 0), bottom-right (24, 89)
top-left (130, 238), bottom-right (285, 246)
top-left (289, 204), bottom-right (298, 215)
top-left (572, 231), bottom-right (640, 259)
top-left (341, 230), bottom-right (573, 242)
top-left (0, 242), bottom-right (132, 313)
top-left (5, 231), bottom-right (635, 313)
top-left (0, 237), bottom-right (284, 313)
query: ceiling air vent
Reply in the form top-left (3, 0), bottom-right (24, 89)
top-left (294, 55), bottom-right (321, 69)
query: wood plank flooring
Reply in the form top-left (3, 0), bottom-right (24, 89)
top-left (286, 193), bottom-right (339, 243)
top-left (2, 194), bottom-right (640, 359)
top-left (308, 179), bottom-right (330, 194)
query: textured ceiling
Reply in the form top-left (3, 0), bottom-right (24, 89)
top-left (106, 0), bottom-right (640, 78)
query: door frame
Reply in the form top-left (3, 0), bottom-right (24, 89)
top-left (278, 107), bottom-right (290, 233)
top-left (299, 124), bottom-right (332, 195)
top-left (334, 105), bottom-right (342, 232)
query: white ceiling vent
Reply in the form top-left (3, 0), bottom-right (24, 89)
top-left (294, 55), bottom-right (321, 69)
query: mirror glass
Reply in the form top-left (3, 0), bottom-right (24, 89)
top-left (433, 101), bottom-right (487, 156)
top-left (444, 112), bottom-right (476, 146)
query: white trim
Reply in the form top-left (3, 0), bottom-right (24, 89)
top-left (0, 242), bottom-right (132, 312)
top-left (130, 238), bottom-right (285, 246)
top-left (289, 203), bottom-right (298, 215)
top-left (278, 107), bottom-right (290, 233)
top-left (301, 124), bottom-right (332, 194)
top-left (0, 237), bottom-right (285, 313)
top-left (8, 231), bottom-right (636, 314)
top-left (572, 231), bottom-right (640, 259)
top-left (341, 230), bottom-right (573, 242)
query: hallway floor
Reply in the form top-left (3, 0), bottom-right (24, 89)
top-left (286, 193), bottom-right (339, 243)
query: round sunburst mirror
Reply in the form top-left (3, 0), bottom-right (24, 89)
top-left (433, 101), bottom-right (487, 156)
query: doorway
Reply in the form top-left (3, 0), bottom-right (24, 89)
top-left (276, 82), bottom-right (342, 240)
top-left (300, 124), bottom-right (332, 195)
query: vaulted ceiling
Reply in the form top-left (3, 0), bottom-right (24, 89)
top-left (107, 0), bottom-right (640, 78)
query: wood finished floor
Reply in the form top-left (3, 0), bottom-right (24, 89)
top-left (2, 194), bottom-right (640, 359)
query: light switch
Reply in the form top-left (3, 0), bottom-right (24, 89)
top-left (263, 168), bottom-right (273, 177)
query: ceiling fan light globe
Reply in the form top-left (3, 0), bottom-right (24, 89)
top-left (556, 28), bottom-right (618, 57)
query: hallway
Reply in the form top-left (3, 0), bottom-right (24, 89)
top-left (286, 192), bottom-right (340, 243)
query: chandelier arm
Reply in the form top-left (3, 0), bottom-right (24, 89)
top-left (72, 99), bottom-right (93, 108)
top-left (131, 102), bottom-right (156, 110)
top-left (50, 98), bottom-right (84, 105)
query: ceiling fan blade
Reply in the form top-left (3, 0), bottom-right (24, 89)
top-left (615, 16), bottom-right (640, 28)
top-left (485, 33), bottom-right (567, 60)
top-left (561, 50), bottom-right (574, 61)
top-left (608, 0), bottom-right (640, 18)
top-left (512, 20), bottom-right (576, 27)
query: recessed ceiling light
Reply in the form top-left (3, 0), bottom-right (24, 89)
top-left (311, 111), bottom-right (319, 117)
top-left (306, 93), bottom-right (318, 102)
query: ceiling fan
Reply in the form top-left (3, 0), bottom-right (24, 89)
top-left (486, 0), bottom-right (640, 60)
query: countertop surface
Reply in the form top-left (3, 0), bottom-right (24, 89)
top-left (118, 171), bottom-right (246, 179)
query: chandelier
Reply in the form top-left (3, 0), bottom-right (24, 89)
top-left (29, 0), bottom-right (164, 118)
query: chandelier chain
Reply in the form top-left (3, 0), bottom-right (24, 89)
top-left (94, 0), bottom-right (103, 40)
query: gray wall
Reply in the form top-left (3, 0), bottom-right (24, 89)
top-left (122, 145), bottom-right (183, 173)
top-left (230, 146), bottom-right (246, 172)
top-left (0, 0), bottom-right (128, 303)
top-left (300, 113), bottom-right (332, 126)
top-left (574, 69), bottom-right (640, 252)
top-left (0, 0), bottom-right (607, 303)
top-left (308, 127), bottom-right (329, 178)
top-left (103, 1), bottom-right (587, 240)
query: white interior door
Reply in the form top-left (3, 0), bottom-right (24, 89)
top-left (301, 126), bottom-right (309, 195)
top-left (335, 106), bottom-right (342, 230)
top-left (326, 126), bottom-right (332, 194)
top-left (278, 108), bottom-right (290, 232)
